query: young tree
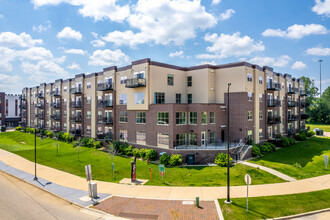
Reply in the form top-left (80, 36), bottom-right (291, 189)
top-left (105, 142), bottom-right (119, 176)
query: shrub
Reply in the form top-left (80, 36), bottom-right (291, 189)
top-left (306, 131), bottom-right (315, 137)
top-left (139, 148), bottom-right (147, 159)
top-left (132, 148), bottom-right (140, 158)
top-left (146, 149), bottom-right (157, 160)
top-left (169, 154), bottom-right (183, 166)
top-left (124, 145), bottom-right (133, 156)
top-left (119, 143), bottom-right (128, 154)
top-left (15, 126), bottom-right (22, 131)
top-left (62, 132), bottom-right (73, 143)
top-left (93, 140), bottom-right (101, 149)
top-left (295, 133), bottom-right (307, 141)
top-left (288, 137), bottom-right (296, 145)
top-left (275, 137), bottom-right (290, 147)
top-left (252, 145), bottom-right (262, 157)
top-left (259, 144), bottom-right (271, 155)
top-left (269, 142), bottom-right (276, 152)
top-left (159, 153), bottom-right (170, 165)
top-left (46, 131), bottom-right (54, 138)
top-left (215, 153), bottom-right (232, 167)
top-left (112, 140), bottom-right (121, 152)
top-left (246, 138), bottom-right (254, 145)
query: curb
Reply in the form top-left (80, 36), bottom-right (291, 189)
top-left (269, 208), bottom-right (330, 220)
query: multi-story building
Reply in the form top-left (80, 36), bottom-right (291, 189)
top-left (0, 92), bottom-right (21, 127)
top-left (21, 59), bottom-right (307, 161)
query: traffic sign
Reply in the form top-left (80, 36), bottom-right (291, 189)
top-left (159, 164), bottom-right (165, 173)
top-left (245, 174), bottom-right (251, 185)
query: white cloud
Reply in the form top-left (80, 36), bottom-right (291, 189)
top-left (212, 0), bottom-right (221, 5)
top-left (312, 0), bottom-right (330, 17)
top-left (64, 48), bottom-right (87, 55)
top-left (0, 47), bottom-right (16, 71)
top-left (0, 14), bottom-right (3, 19)
top-left (32, 0), bottom-right (130, 22)
top-left (91, 39), bottom-right (105, 47)
top-left (200, 60), bottom-right (217, 65)
top-left (33, 21), bottom-right (51, 32)
top-left (292, 61), bottom-right (308, 70)
top-left (247, 55), bottom-right (291, 67)
top-left (169, 50), bottom-right (184, 58)
top-left (306, 47), bottom-right (330, 56)
top-left (102, 30), bottom-right (145, 48)
top-left (219, 9), bottom-right (235, 21)
top-left (262, 24), bottom-right (328, 39)
top-left (56, 27), bottom-right (82, 41)
top-left (0, 32), bottom-right (43, 48)
top-left (67, 62), bottom-right (81, 70)
top-left (18, 47), bottom-right (53, 61)
top-left (88, 49), bottom-right (130, 66)
top-left (196, 32), bottom-right (265, 59)
top-left (0, 74), bottom-right (23, 91)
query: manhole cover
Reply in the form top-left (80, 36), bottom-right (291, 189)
top-left (182, 201), bottom-right (194, 205)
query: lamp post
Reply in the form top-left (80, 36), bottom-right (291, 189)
top-left (34, 129), bottom-right (37, 181)
top-left (319, 60), bottom-right (323, 96)
top-left (225, 83), bottom-right (232, 204)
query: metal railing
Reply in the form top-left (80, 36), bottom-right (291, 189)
top-left (70, 87), bottom-right (82, 94)
top-left (267, 116), bottom-right (281, 124)
top-left (288, 101), bottom-right (298, 107)
top-left (125, 78), bottom-right (146, 88)
top-left (267, 82), bottom-right (281, 90)
top-left (288, 115), bottom-right (298, 121)
top-left (288, 87), bottom-right (298, 94)
top-left (267, 99), bottom-right (281, 107)
top-left (51, 102), bottom-right (61, 108)
top-left (97, 83), bottom-right (114, 91)
top-left (50, 91), bottom-right (61, 96)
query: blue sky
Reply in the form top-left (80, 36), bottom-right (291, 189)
top-left (0, 0), bottom-right (329, 94)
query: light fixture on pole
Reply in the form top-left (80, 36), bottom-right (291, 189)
top-left (225, 83), bottom-right (232, 204)
top-left (34, 126), bottom-right (44, 181)
top-left (319, 60), bottom-right (323, 96)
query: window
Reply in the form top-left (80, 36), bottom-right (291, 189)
top-left (187, 94), bottom-right (192, 104)
top-left (176, 94), bottom-right (181, 104)
top-left (247, 73), bottom-right (252, 82)
top-left (87, 126), bottom-right (91, 133)
top-left (86, 82), bottom-right (91, 89)
top-left (155, 92), bottom-right (165, 104)
top-left (189, 112), bottom-right (197, 125)
top-left (120, 130), bottom-right (128, 141)
top-left (259, 129), bottom-right (263, 137)
top-left (248, 92), bottom-right (253, 101)
top-left (134, 71), bottom-right (145, 79)
top-left (248, 130), bottom-right (253, 140)
top-left (119, 94), bottom-right (127, 104)
top-left (87, 96), bottom-right (91, 104)
top-left (87, 111), bottom-right (91, 118)
top-left (64, 110), bottom-right (67, 116)
top-left (189, 133), bottom-right (197, 145)
top-left (176, 112), bottom-right (187, 125)
top-left (119, 111), bottom-right (128, 123)
top-left (210, 112), bottom-right (215, 124)
top-left (259, 94), bottom-right (263, 102)
top-left (64, 86), bottom-right (67, 92)
top-left (259, 76), bottom-right (263, 84)
top-left (157, 112), bottom-right (169, 125)
top-left (259, 111), bottom-right (263, 120)
top-left (247, 111), bottom-right (253, 120)
top-left (120, 76), bottom-right (127, 84)
top-left (209, 132), bottom-right (215, 144)
top-left (157, 133), bottom-right (169, 148)
top-left (136, 131), bottom-right (146, 145)
top-left (201, 112), bottom-right (207, 125)
top-left (176, 133), bottom-right (186, 146)
top-left (168, 74), bottom-right (174, 86)
top-left (136, 112), bottom-right (146, 124)
top-left (187, 76), bottom-right (192, 87)
top-left (135, 92), bottom-right (144, 104)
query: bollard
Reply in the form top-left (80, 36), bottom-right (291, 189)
top-left (195, 196), bottom-right (199, 207)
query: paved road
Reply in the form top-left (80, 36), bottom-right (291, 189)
top-left (0, 171), bottom-right (106, 220)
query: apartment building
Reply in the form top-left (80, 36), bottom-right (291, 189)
top-left (21, 59), bottom-right (307, 153)
top-left (0, 92), bottom-right (21, 127)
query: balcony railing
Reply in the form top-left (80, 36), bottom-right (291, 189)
top-left (22, 112), bottom-right (27, 118)
top-left (21, 104), bottom-right (27, 109)
top-left (103, 116), bottom-right (113, 124)
top-left (50, 91), bottom-right (61, 96)
top-left (288, 115), bottom-right (298, 121)
top-left (51, 126), bottom-right (61, 132)
top-left (37, 113), bottom-right (44, 119)
top-left (267, 116), bottom-right (281, 124)
top-left (35, 93), bottom-right (44, 98)
top-left (267, 132), bottom-right (281, 140)
top-left (70, 129), bottom-right (82, 136)
top-left (97, 100), bottom-right (113, 107)
top-left (267, 82), bottom-right (281, 91)
top-left (70, 115), bottom-right (82, 122)
top-left (267, 99), bottom-right (281, 107)
top-left (97, 132), bottom-right (113, 140)
top-left (70, 101), bottom-right (82, 108)
top-left (37, 124), bottom-right (45, 129)
top-left (301, 113), bottom-right (309, 120)
top-left (300, 90), bottom-right (307, 96)
top-left (300, 102), bottom-right (309, 107)
top-left (36, 103), bottom-right (44, 108)
top-left (288, 87), bottom-right (298, 94)
top-left (70, 87), bottom-right (82, 94)
top-left (125, 78), bottom-right (146, 88)
top-left (288, 128), bottom-right (297, 135)
top-left (51, 102), bottom-right (61, 108)
top-left (97, 83), bottom-right (114, 91)
top-left (22, 95), bottom-right (26, 100)
top-left (51, 114), bottom-right (61, 120)
top-left (288, 101), bottom-right (298, 107)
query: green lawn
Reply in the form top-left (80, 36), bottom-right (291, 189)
top-left (219, 188), bottom-right (330, 220)
top-left (250, 136), bottom-right (330, 179)
top-left (306, 123), bottom-right (330, 132)
top-left (0, 131), bottom-right (284, 186)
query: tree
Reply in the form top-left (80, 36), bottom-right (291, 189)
top-left (309, 86), bottom-right (330, 124)
top-left (105, 142), bottom-right (119, 176)
top-left (300, 77), bottom-right (319, 115)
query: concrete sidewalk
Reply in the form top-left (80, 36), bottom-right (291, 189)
top-left (1, 148), bottom-right (330, 201)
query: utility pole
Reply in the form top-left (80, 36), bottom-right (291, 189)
top-left (225, 83), bottom-right (232, 204)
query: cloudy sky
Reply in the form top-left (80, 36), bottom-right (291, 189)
top-left (0, 0), bottom-right (329, 94)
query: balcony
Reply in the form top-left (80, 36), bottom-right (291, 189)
top-left (70, 101), bottom-right (82, 108)
top-left (21, 103), bottom-right (27, 109)
top-left (288, 101), bottom-right (298, 107)
top-left (267, 82), bottom-right (281, 91)
top-left (37, 125), bottom-right (45, 130)
top-left (288, 87), bottom-right (298, 94)
top-left (37, 113), bottom-right (44, 119)
top-left (70, 115), bottom-right (82, 122)
top-left (70, 87), bottom-right (82, 94)
top-left (288, 115), bottom-right (298, 121)
top-left (267, 116), bottom-right (281, 124)
top-left (70, 129), bottom-right (82, 136)
top-left (51, 126), bottom-right (61, 132)
top-left (97, 132), bottom-right (113, 140)
top-left (288, 128), bottom-right (297, 135)
top-left (22, 95), bottom-right (26, 100)
top-left (267, 99), bottom-right (281, 107)
top-left (97, 83), bottom-right (114, 91)
top-left (103, 116), bottom-right (113, 124)
top-left (301, 113), bottom-right (309, 120)
top-left (51, 102), bottom-right (61, 108)
top-left (125, 78), bottom-right (146, 88)
top-left (300, 102), bottom-right (309, 108)
top-left (267, 133), bottom-right (281, 140)
top-left (51, 114), bottom-right (61, 120)
top-left (50, 91), bottom-right (61, 96)
top-left (35, 93), bottom-right (44, 98)
top-left (36, 103), bottom-right (44, 108)
top-left (300, 90), bottom-right (307, 96)
top-left (22, 112), bottom-right (27, 118)
top-left (97, 100), bottom-right (113, 108)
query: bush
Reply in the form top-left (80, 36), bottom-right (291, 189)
top-left (15, 126), bottom-right (22, 131)
top-left (119, 143), bottom-right (128, 154)
top-left (132, 148), bottom-right (140, 158)
top-left (288, 137), bottom-right (296, 145)
top-left (159, 153), bottom-right (170, 165)
top-left (306, 131), bottom-right (315, 137)
top-left (169, 154), bottom-right (183, 166)
top-left (93, 140), bottom-right (101, 149)
top-left (139, 148), bottom-right (147, 160)
top-left (246, 138), bottom-right (254, 145)
top-left (269, 142), bottom-right (276, 152)
top-left (146, 149), bottom-right (157, 160)
top-left (214, 153), bottom-right (232, 167)
top-left (112, 140), bottom-right (121, 152)
top-left (46, 131), bottom-right (54, 138)
top-left (124, 145), bottom-right (133, 156)
top-left (259, 144), bottom-right (271, 155)
top-left (295, 133), bottom-right (307, 141)
top-left (252, 145), bottom-right (262, 157)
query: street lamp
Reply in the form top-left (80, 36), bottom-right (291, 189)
top-left (319, 60), bottom-right (323, 96)
top-left (34, 126), bottom-right (43, 181)
top-left (225, 83), bottom-right (232, 204)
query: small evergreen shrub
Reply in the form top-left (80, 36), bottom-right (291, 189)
top-left (214, 153), bottom-right (232, 167)
top-left (124, 145), bottom-right (133, 156)
top-left (252, 145), bottom-right (262, 157)
top-left (146, 149), bottom-right (157, 160)
top-left (133, 148), bottom-right (140, 158)
top-left (169, 154), bottom-right (183, 166)
top-left (159, 153), bottom-right (170, 165)
top-left (306, 131), bottom-right (315, 137)
top-left (46, 131), bottom-right (54, 138)
top-left (15, 126), bottom-right (22, 131)
top-left (295, 133), bottom-right (307, 141)
top-left (139, 148), bottom-right (147, 159)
